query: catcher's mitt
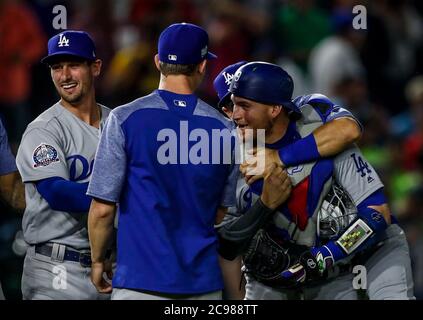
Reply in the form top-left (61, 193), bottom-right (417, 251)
top-left (243, 229), bottom-right (311, 289)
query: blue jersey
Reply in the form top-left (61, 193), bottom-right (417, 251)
top-left (88, 90), bottom-right (237, 294)
top-left (0, 118), bottom-right (17, 175)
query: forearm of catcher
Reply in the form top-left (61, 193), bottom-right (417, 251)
top-left (218, 199), bottom-right (275, 260)
top-left (88, 198), bottom-right (116, 263)
top-left (317, 189), bottom-right (391, 264)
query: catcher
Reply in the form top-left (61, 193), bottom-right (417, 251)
top-left (218, 62), bottom-right (415, 300)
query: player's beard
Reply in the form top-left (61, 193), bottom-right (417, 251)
top-left (61, 88), bottom-right (83, 104)
top-left (238, 118), bottom-right (272, 146)
top-left (58, 78), bottom-right (90, 105)
top-left (263, 117), bottom-right (276, 141)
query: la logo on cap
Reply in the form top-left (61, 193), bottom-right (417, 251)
top-left (222, 72), bottom-right (234, 86)
top-left (58, 34), bottom-right (70, 47)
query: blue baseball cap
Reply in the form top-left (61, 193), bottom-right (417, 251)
top-left (41, 30), bottom-right (97, 64)
top-left (158, 23), bottom-right (217, 65)
top-left (213, 61), bottom-right (247, 108)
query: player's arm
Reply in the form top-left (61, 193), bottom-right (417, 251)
top-left (283, 147), bottom-right (390, 282)
top-left (308, 117), bottom-right (362, 158)
top-left (0, 121), bottom-right (25, 211)
top-left (0, 171), bottom-right (25, 211)
top-left (0, 172), bottom-right (16, 205)
top-left (216, 207), bottom-right (246, 300)
top-left (294, 188), bottom-right (391, 281)
top-left (218, 164), bottom-right (292, 260)
top-left (35, 177), bottom-right (91, 212)
top-left (281, 94), bottom-right (363, 165)
top-left (219, 255), bottom-right (245, 300)
top-left (16, 126), bottom-right (74, 211)
top-left (217, 167), bottom-right (291, 294)
top-left (242, 99), bottom-right (362, 183)
top-left (86, 111), bottom-right (127, 293)
top-left (88, 197), bottom-right (116, 293)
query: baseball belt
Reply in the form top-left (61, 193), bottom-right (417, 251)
top-left (35, 243), bottom-right (92, 267)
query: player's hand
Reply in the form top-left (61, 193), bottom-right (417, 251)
top-left (280, 263), bottom-right (307, 288)
top-left (91, 261), bottom-right (112, 293)
top-left (280, 253), bottom-right (320, 287)
top-left (260, 163), bottom-right (291, 209)
top-left (104, 259), bottom-right (114, 281)
top-left (281, 248), bottom-right (331, 286)
top-left (240, 148), bottom-right (284, 185)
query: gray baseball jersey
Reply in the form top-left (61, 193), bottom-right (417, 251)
top-left (16, 102), bottom-right (110, 250)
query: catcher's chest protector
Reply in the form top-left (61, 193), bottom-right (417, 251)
top-left (237, 104), bottom-right (334, 247)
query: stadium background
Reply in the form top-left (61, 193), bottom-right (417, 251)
top-left (0, 0), bottom-right (422, 300)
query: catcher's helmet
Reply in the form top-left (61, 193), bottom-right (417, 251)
top-left (229, 62), bottom-right (301, 117)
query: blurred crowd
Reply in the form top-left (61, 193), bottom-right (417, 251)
top-left (0, 0), bottom-right (422, 299)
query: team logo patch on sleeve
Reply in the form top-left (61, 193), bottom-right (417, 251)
top-left (32, 144), bottom-right (60, 168)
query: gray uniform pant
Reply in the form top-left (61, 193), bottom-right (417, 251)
top-left (21, 245), bottom-right (110, 300)
top-left (112, 288), bottom-right (222, 300)
top-left (245, 224), bottom-right (415, 300)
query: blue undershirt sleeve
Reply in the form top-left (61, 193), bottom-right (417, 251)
top-left (278, 134), bottom-right (320, 167)
top-left (36, 176), bottom-right (92, 212)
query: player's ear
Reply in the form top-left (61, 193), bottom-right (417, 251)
top-left (198, 59), bottom-right (207, 75)
top-left (270, 105), bottom-right (283, 119)
top-left (91, 59), bottom-right (102, 77)
top-left (154, 54), bottom-right (161, 71)
top-left (221, 106), bottom-right (233, 119)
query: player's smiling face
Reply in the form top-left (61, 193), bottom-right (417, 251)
top-left (50, 57), bottom-right (101, 105)
top-left (231, 95), bottom-right (275, 141)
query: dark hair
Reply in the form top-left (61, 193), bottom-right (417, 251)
top-left (159, 61), bottom-right (198, 76)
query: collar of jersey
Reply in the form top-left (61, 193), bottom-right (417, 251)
top-left (156, 89), bottom-right (198, 114)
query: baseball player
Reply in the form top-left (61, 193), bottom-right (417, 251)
top-left (87, 23), bottom-right (237, 300)
top-left (0, 118), bottom-right (25, 300)
top-left (16, 30), bottom-right (111, 300)
top-left (213, 61), bottom-right (363, 183)
top-left (213, 61), bottom-right (363, 300)
top-left (218, 62), bottom-right (415, 299)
